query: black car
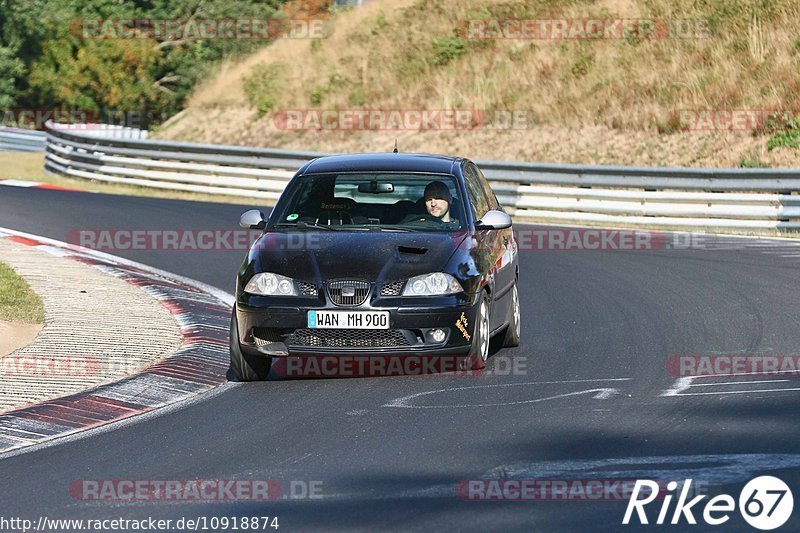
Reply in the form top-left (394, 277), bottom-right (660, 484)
top-left (230, 153), bottom-right (520, 381)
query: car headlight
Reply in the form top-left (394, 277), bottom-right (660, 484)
top-left (244, 273), bottom-right (298, 296)
top-left (402, 273), bottom-right (462, 296)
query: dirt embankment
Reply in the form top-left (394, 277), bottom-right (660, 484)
top-left (157, 0), bottom-right (800, 168)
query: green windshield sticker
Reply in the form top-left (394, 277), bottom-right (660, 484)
top-left (286, 213), bottom-right (299, 221)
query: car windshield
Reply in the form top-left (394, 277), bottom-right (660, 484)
top-left (271, 173), bottom-right (466, 231)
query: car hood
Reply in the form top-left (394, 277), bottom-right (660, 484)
top-left (249, 230), bottom-right (469, 284)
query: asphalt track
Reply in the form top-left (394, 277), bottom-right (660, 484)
top-left (2, 185), bottom-right (800, 531)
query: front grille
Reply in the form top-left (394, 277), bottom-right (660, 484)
top-left (296, 281), bottom-right (318, 296)
top-left (288, 329), bottom-right (411, 348)
top-left (380, 280), bottom-right (405, 296)
top-left (327, 280), bottom-right (370, 306)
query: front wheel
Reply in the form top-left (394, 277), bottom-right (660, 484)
top-left (467, 294), bottom-right (491, 370)
top-left (502, 282), bottom-right (521, 348)
top-left (229, 308), bottom-right (271, 381)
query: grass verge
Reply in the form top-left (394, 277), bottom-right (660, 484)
top-left (0, 152), bottom-right (258, 206)
top-left (0, 261), bottom-right (44, 324)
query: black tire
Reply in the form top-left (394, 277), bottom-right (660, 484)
top-left (229, 308), bottom-right (271, 381)
top-left (467, 294), bottom-right (491, 370)
top-left (502, 282), bottom-right (521, 348)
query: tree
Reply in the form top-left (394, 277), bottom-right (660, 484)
top-left (0, 0), bottom-right (294, 127)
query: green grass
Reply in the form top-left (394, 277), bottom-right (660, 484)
top-left (0, 261), bottom-right (44, 324)
top-left (767, 116), bottom-right (800, 151)
top-left (739, 154), bottom-right (770, 167)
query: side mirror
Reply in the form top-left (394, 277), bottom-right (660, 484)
top-left (474, 210), bottom-right (512, 230)
top-left (240, 209), bottom-right (267, 229)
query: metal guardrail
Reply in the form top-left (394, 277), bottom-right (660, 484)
top-left (1, 124), bottom-right (147, 152)
top-left (43, 123), bottom-right (800, 231)
top-left (57, 123), bottom-right (150, 140)
top-left (44, 123), bottom-right (323, 201)
top-left (0, 127), bottom-right (47, 152)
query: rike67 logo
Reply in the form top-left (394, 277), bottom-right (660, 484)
top-left (623, 476), bottom-right (793, 530)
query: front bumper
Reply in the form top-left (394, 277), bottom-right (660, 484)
top-left (235, 293), bottom-right (480, 357)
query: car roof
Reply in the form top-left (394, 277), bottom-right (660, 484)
top-left (297, 153), bottom-right (464, 176)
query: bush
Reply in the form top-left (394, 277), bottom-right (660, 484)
top-left (431, 37), bottom-right (466, 66)
top-left (767, 116), bottom-right (800, 151)
top-left (310, 86), bottom-right (328, 105)
top-left (243, 63), bottom-right (285, 117)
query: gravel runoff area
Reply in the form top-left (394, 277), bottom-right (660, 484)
top-left (0, 237), bottom-right (183, 412)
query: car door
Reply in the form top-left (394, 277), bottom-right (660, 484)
top-left (475, 163), bottom-right (516, 309)
top-left (462, 161), bottom-right (511, 332)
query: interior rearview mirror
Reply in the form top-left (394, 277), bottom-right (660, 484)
top-left (357, 181), bottom-right (394, 194)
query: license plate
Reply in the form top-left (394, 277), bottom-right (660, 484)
top-left (307, 310), bottom-right (389, 329)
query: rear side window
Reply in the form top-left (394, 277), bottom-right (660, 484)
top-left (463, 163), bottom-right (490, 220)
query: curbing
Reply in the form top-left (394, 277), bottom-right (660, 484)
top-left (0, 179), bottom-right (84, 192)
top-left (0, 237), bottom-right (183, 410)
top-left (0, 228), bottom-right (233, 453)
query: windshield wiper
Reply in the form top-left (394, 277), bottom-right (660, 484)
top-left (274, 222), bottom-right (338, 231)
top-left (339, 224), bottom-right (416, 232)
top-left (365, 225), bottom-right (414, 232)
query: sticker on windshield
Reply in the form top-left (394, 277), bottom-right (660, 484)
top-left (286, 213), bottom-right (299, 221)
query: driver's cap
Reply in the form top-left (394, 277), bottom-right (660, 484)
top-left (424, 181), bottom-right (452, 202)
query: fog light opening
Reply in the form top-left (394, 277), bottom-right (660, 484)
top-left (430, 328), bottom-right (446, 343)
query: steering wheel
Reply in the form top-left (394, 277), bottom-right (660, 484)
top-left (401, 214), bottom-right (445, 225)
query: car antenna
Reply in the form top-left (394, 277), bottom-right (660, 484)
top-left (393, 139), bottom-right (398, 153)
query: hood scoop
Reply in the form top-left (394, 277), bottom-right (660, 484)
top-left (397, 245), bottom-right (428, 255)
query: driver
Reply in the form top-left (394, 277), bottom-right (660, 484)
top-left (399, 180), bottom-right (460, 226)
top-left (423, 180), bottom-right (454, 222)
